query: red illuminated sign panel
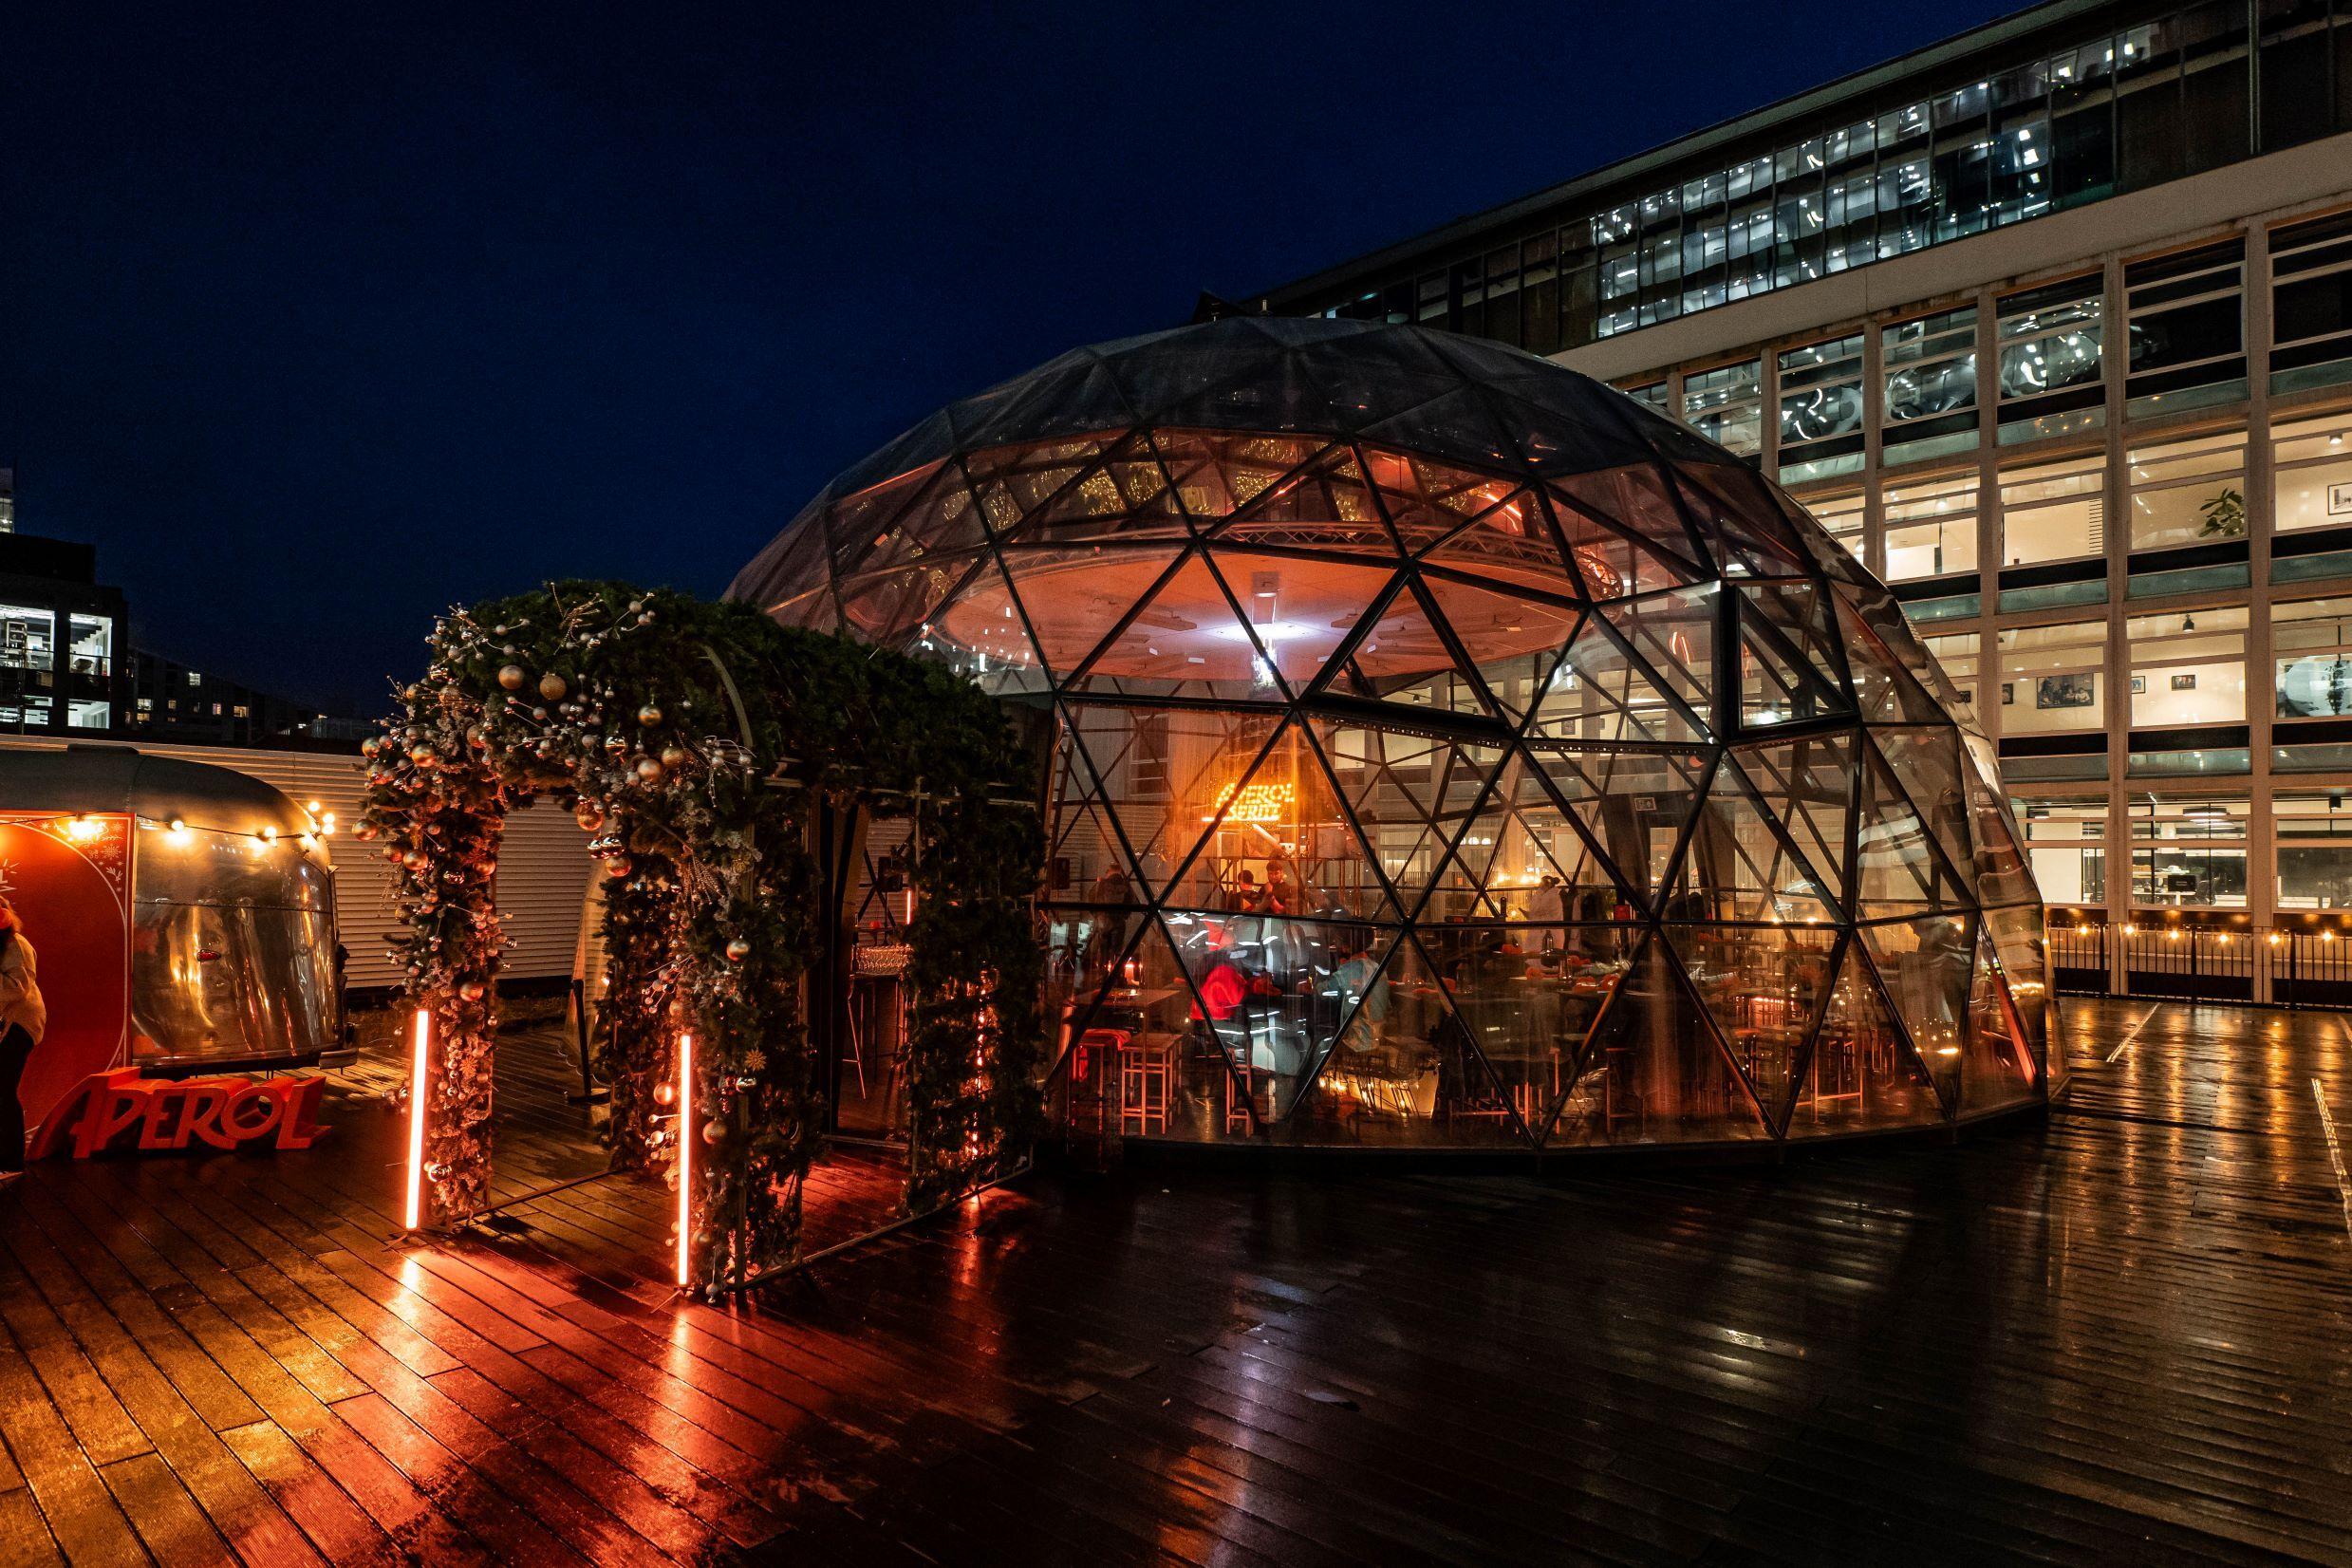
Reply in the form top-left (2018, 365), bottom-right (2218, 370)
top-left (28, 1068), bottom-right (326, 1159)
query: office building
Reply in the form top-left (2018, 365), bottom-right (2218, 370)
top-left (1236, 0), bottom-right (2352, 999)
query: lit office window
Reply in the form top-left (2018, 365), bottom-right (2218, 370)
top-left (2126, 428), bottom-right (2246, 550)
top-left (2269, 208), bottom-right (2352, 394)
top-left (0, 606), bottom-right (58, 671)
top-left (2126, 605), bottom-right (2248, 726)
top-left (2272, 595), bottom-right (2352, 718)
top-left (1918, 630), bottom-right (1978, 721)
top-left (1882, 307), bottom-right (1980, 464)
top-left (65, 701), bottom-right (109, 732)
top-left (1678, 358), bottom-right (1762, 457)
top-left (1883, 472), bottom-right (1979, 581)
top-left (2274, 411), bottom-right (2352, 533)
top-left (1620, 380), bottom-right (1670, 416)
top-left (1775, 334), bottom-right (1865, 484)
top-left (1800, 489), bottom-right (1864, 561)
top-left (2130, 794), bottom-right (2248, 908)
top-left (2011, 794), bottom-right (2107, 905)
top-left (1995, 273), bottom-right (2104, 443)
top-left (2276, 792), bottom-right (2352, 909)
top-left (1998, 451), bottom-right (2106, 566)
top-left (2123, 238), bottom-right (2246, 416)
top-left (1998, 619), bottom-right (2107, 734)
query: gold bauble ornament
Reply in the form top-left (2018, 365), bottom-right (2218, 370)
top-left (458, 980), bottom-right (487, 1001)
top-left (497, 664), bottom-right (527, 692)
top-left (602, 851), bottom-right (633, 877)
top-left (573, 800), bottom-right (606, 832)
top-left (653, 1080), bottom-right (677, 1108)
top-left (635, 757), bottom-right (664, 785)
top-left (659, 745), bottom-right (690, 770)
top-left (723, 937), bottom-right (752, 963)
top-left (637, 703), bottom-right (663, 727)
top-left (700, 1119), bottom-right (726, 1146)
top-left (538, 672), bottom-right (568, 701)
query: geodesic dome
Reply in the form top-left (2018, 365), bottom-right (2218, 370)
top-left (733, 317), bottom-right (2058, 1151)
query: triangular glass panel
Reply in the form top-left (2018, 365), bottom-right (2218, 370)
top-left (1965, 771), bottom-right (2036, 909)
top-left (1857, 913), bottom-right (1973, 1111)
top-left (955, 360), bottom-right (1136, 450)
top-left (1546, 935), bottom-right (1770, 1148)
top-left (1353, 386), bottom-right (1523, 475)
top-left (1102, 321), bottom-right (1274, 421)
top-left (1522, 615), bottom-right (1705, 745)
top-left (1662, 756), bottom-right (1839, 924)
top-left (1060, 703), bottom-right (1286, 905)
top-left (977, 546), bottom-right (1184, 682)
top-left (1199, 548), bottom-right (1396, 694)
top-left (769, 583), bottom-right (841, 637)
top-left (1204, 445), bottom-right (1395, 556)
top-left (1523, 743), bottom-right (1706, 905)
top-left (1417, 569), bottom-right (1581, 719)
top-left (1854, 741), bottom-right (1973, 918)
top-left (1073, 911), bottom-right (1268, 1138)
top-left (1981, 903), bottom-right (2057, 1089)
top-left (1043, 757), bottom-right (1134, 909)
top-left (1286, 930), bottom-right (1530, 1148)
top-left (1964, 924), bottom-right (2041, 1112)
top-left (1316, 721), bottom-right (1508, 920)
top-left (1736, 584), bottom-right (1853, 730)
top-left (1152, 345), bottom-right (1358, 439)
top-left (1058, 551), bottom-right (1289, 700)
top-left (826, 459), bottom-right (965, 580)
top-left (1870, 730), bottom-right (1976, 896)
top-left (1357, 444), bottom-right (1524, 555)
top-left (1545, 487), bottom-right (1704, 601)
top-left (995, 432), bottom-right (1191, 550)
top-left (1546, 464), bottom-right (1709, 567)
top-left (1789, 938), bottom-right (1946, 1134)
top-left (1318, 576), bottom-right (1500, 720)
top-left (1831, 596), bottom-right (1951, 725)
top-left (1418, 494), bottom-right (1582, 602)
top-left (1042, 912), bottom-right (1155, 1081)
top-left (961, 433), bottom-right (1126, 536)
top-left (1732, 734), bottom-right (1856, 907)
top-left (1663, 921), bottom-right (1840, 1134)
top-left (736, 511), bottom-right (832, 617)
top-left (849, 552), bottom-right (1001, 660)
top-left (1675, 462), bottom-right (1811, 579)
top-left (1292, 329), bottom-right (1466, 431)
top-left (1148, 430), bottom-right (1331, 530)
top-left (1156, 719), bottom-right (1351, 915)
top-left (1481, 385), bottom-right (1659, 478)
top-left (1427, 748), bottom-right (1631, 920)
top-left (904, 553), bottom-right (1049, 694)
top-left (1599, 586), bottom-right (1720, 728)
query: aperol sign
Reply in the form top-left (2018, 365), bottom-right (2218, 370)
top-left (28, 1068), bottom-right (326, 1159)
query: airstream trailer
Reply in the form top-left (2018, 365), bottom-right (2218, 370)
top-left (0, 746), bottom-right (340, 1123)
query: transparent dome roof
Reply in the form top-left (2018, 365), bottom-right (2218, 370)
top-left (735, 318), bottom-right (2057, 1152)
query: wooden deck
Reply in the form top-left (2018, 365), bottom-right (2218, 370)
top-left (2, 999), bottom-right (2351, 1563)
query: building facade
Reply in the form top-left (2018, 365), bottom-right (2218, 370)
top-left (1241, 0), bottom-right (2352, 1000)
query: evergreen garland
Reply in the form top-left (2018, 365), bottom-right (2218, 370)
top-left (359, 580), bottom-right (1042, 1287)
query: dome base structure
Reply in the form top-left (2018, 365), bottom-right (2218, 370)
top-left (735, 318), bottom-right (2060, 1156)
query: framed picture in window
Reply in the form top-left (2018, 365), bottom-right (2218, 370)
top-left (2171, 672), bottom-right (2196, 691)
top-left (2001, 681), bottom-right (2015, 705)
top-left (2036, 673), bottom-right (2095, 709)
top-left (2131, 675), bottom-right (2146, 693)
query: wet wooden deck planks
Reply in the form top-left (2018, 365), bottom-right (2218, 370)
top-left (0, 999), bottom-right (2349, 1562)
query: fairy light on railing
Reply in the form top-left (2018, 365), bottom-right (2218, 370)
top-left (675, 1031), bottom-right (694, 1288)
top-left (403, 1007), bottom-right (431, 1230)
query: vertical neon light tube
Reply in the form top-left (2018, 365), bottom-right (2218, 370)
top-left (403, 1007), bottom-right (431, 1230)
top-left (675, 1031), bottom-right (694, 1288)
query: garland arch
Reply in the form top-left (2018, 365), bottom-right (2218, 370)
top-left (358, 581), bottom-right (1045, 1289)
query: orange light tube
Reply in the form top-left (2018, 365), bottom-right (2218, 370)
top-left (403, 1007), bottom-right (431, 1230)
top-left (675, 1031), bottom-right (694, 1288)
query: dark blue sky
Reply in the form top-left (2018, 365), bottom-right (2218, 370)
top-left (2, 1), bottom-right (2010, 714)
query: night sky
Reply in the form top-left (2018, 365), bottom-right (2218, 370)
top-left (3, 1), bottom-right (2011, 716)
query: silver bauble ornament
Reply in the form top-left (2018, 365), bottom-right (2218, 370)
top-left (723, 937), bottom-right (752, 963)
top-left (497, 664), bottom-right (527, 692)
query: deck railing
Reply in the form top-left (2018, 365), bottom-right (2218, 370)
top-left (2045, 911), bottom-right (2352, 1008)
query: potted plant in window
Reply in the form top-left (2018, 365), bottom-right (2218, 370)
top-left (2198, 486), bottom-right (2247, 538)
